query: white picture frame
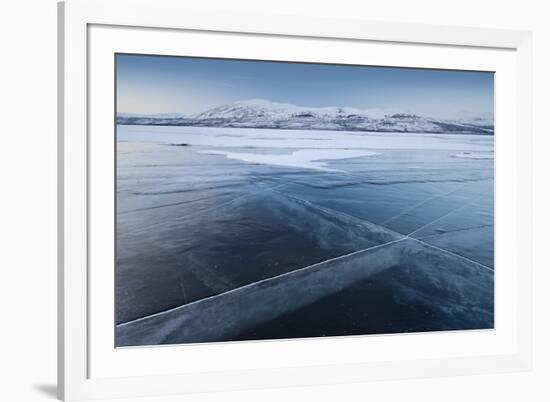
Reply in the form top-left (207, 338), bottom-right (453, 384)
top-left (58, 0), bottom-right (533, 400)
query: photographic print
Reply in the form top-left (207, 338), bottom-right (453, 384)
top-left (115, 54), bottom-right (494, 347)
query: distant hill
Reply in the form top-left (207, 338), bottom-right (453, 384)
top-left (117, 99), bottom-right (494, 135)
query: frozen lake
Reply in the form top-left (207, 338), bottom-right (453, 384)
top-left (115, 125), bottom-right (494, 345)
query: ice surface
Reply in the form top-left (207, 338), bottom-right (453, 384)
top-left (117, 237), bottom-right (493, 346)
top-left (115, 125), bottom-right (494, 344)
top-left (451, 151), bottom-right (494, 160)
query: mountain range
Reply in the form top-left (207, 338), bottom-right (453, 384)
top-left (117, 99), bottom-right (494, 135)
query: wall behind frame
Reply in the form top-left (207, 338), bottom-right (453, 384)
top-left (0, 0), bottom-right (547, 401)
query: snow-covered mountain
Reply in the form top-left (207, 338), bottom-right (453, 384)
top-left (117, 99), bottom-right (494, 135)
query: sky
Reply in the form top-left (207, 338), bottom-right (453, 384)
top-left (116, 54), bottom-right (494, 120)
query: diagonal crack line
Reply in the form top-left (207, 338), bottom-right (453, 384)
top-left (381, 183), bottom-right (467, 226)
top-left (117, 236), bottom-right (409, 328)
top-left (275, 191), bottom-right (407, 240)
top-left (414, 224), bottom-right (492, 240)
top-left (406, 194), bottom-right (485, 238)
top-left (275, 191), bottom-right (494, 274)
top-left (410, 238), bottom-right (494, 272)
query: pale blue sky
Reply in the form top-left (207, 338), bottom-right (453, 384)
top-left (116, 54), bottom-right (494, 120)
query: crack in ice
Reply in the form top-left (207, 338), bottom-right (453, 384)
top-left (117, 236), bottom-right (409, 327)
top-left (406, 195), bottom-right (485, 238)
top-left (381, 183), bottom-right (467, 225)
top-left (410, 238), bottom-right (494, 272)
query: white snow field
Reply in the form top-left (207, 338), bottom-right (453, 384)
top-left (198, 149), bottom-right (380, 172)
top-left (115, 124), bottom-right (494, 346)
top-left (117, 124), bottom-right (493, 152)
